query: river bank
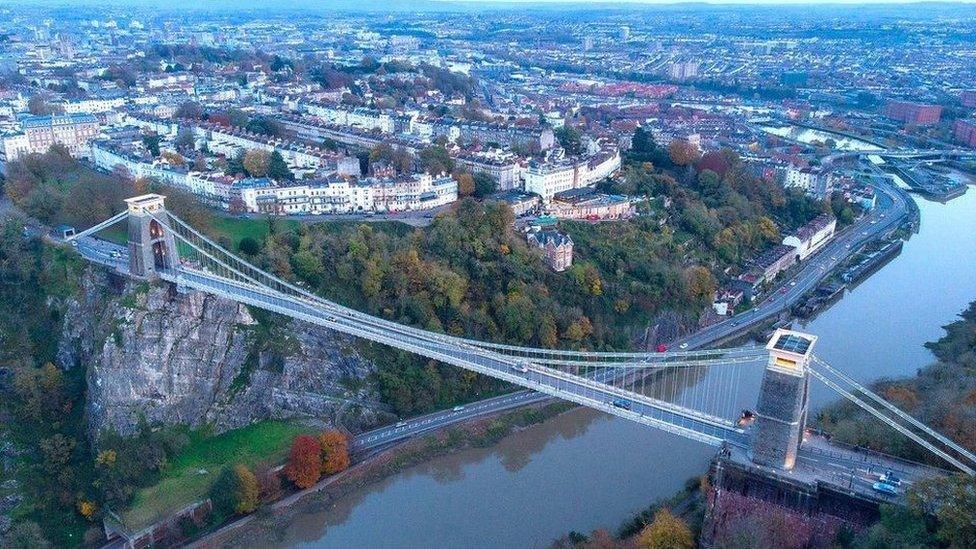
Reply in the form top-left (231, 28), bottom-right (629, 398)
top-left (190, 401), bottom-right (574, 548)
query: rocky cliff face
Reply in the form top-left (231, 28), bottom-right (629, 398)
top-left (58, 268), bottom-right (388, 438)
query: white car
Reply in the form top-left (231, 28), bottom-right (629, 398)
top-left (679, 343), bottom-right (689, 349)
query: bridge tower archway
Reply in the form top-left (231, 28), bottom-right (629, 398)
top-left (125, 194), bottom-right (180, 279)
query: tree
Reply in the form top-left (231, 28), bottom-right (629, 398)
top-left (27, 95), bottom-right (63, 116)
top-left (908, 474), bottom-right (976, 548)
top-left (209, 464), bottom-right (259, 516)
top-left (319, 429), bottom-right (351, 475)
top-left (174, 101), bottom-right (204, 120)
top-left (635, 509), bottom-right (694, 549)
top-left (233, 464), bottom-right (260, 514)
top-left (267, 150), bottom-right (295, 181)
top-left (238, 237), bottom-right (261, 256)
top-left (454, 173), bottom-right (475, 197)
top-left (243, 149), bottom-right (271, 178)
top-left (174, 127), bottom-right (196, 152)
top-left (209, 466), bottom-right (238, 517)
top-left (683, 266), bottom-right (716, 303)
top-left (142, 133), bottom-right (161, 157)
top-left (668, 139), bottom-right (700, 167)
top-left (472, 172), bottom-right (498, 198)
top-left (555, 125), bottom-right (583, 156)
top-left (0, 521), bottom-right (52, 549)
top-left (419, 145), bottom-right (454, 175)
top-left (285, 435), bottom-right (322, 489)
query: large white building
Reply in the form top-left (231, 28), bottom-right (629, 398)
top-left (238, 173), bottom-right (457, 215)
top-left (305, 104), bottom-right (395, 134)
top-left (784, 166), bottom-right (833, 199)
top-left (523, 148), bottom-right (621, 201)
top-left (783, 214), bottom-right (837, 261)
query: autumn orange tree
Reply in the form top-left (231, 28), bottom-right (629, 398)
top-left (319, 429), bottom-right (351, 475)
top-left (233, 464), bottom-right (260, 514)
top-left (285, 435), bottom-right (322, 489)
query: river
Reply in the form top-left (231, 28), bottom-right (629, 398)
top-left (760, 125), bottom-right (884, 152)
top-left (242, 185), bottom-right (976, 549)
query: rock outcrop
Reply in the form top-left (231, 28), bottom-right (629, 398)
top-left (58, 268), bottom-right (388, 438)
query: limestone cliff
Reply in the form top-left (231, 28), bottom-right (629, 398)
top-left (58, 268), bottom-right (388, 438)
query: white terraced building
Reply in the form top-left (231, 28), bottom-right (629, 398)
top-left (522, 148), bottom-right (621, 201)
top-left (304, 104), bottom-right (395, 134)
top-left (238, 173), bottom-right (458, 215)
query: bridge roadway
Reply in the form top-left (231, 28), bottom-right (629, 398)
top-left (162, 266), bottom-right (748, 447)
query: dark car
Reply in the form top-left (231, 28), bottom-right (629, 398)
top-left (612, 399), bottom-right (632, 411)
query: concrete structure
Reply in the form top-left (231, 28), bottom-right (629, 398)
top-left (125, 194), bottom-right (179, 279)
top-left (669, 61), bottom-right (699, 81)
top-left (237, 173), bottom-right (457, 215)
top-left (750, 329), bottom-right (816, 470)
top-left (960, 90), bottom-right (976, 109)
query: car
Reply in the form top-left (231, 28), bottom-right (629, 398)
top-left (110, 251), bottom-right (122, 259)
top-left (511, 361), bottom-right (530, 373)
top-left (395, 421), bottom-right (407, 428)
top-left (679, 342), bottom-right (689, 349)
top-left (611, 399), bottom-right (631, 410)
top-left (879, 471), bottom-right (902, 486)
top-left (830, 256), bottom-right (837, 261)
top-left (872, 481), bottom-right (899, 495)
top-left (452, 406), bottom-right (465, 412)
top-left (70, 241), bottom-right (78, 247)
top-left (779, 287), bottom-right (787, 294)
top-left (730, 321), bottom-right (739, 326)
top-left (790, 281), bottom-right (797, 286)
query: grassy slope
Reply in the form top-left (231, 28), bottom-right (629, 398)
top-left (122, 420), bottom-right (312, 530)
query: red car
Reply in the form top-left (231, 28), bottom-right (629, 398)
top-left (655, 344), bottom-right (668, 353)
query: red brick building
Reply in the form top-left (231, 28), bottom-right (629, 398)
top-left (882, 101), bottom-right (942, 126)
top-left (954, 119), bottom-right (976, 148)
top-left (961, 90), bottom-right (976, 109)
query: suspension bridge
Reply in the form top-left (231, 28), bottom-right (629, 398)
top-left (65, 194), bottom-right (976, 495)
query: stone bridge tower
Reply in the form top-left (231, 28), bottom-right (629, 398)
top-left (125, 194), bottom-right (179, 279)
top-left (750, 329), bottom-right (817, 470)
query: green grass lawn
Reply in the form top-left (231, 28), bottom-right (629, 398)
top-left (211, 217), bottom-right (300, 249)
top-left (121, 420), bottom-right (312, 530)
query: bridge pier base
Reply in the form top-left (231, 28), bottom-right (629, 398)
top-left (749, 329), bottom-right (816, 470)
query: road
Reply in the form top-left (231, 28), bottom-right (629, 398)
top-left (678, 178), bottom-right (908, 349)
